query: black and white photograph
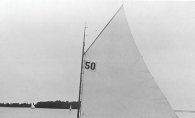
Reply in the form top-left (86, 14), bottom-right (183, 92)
top-left (0, 0), bottom-right (195, 118)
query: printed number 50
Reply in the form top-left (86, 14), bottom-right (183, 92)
top-left (85, 61), bottom-right (96, 70)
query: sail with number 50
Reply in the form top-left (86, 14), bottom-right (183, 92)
top-left (79, 5), bottom-right (178, 118)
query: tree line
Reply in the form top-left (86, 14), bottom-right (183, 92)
top-left (0, 100), bottom-right (79, 109)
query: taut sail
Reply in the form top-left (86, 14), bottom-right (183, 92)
top-left (79, 5), bottom-right (178, 118)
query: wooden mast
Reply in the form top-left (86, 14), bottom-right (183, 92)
top-left (77, 23), bottom-right (87, 118)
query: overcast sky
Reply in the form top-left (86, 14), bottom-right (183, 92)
top-left (1, 0), bottom-right (195, 110)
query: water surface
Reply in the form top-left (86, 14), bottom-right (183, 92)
top-left (1, 107), bottom-right (76, 118)
top-left (0, 107), bottom-right (194, 118)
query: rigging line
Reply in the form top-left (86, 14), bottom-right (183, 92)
top-left (84, 4), bottom-right (124, 54)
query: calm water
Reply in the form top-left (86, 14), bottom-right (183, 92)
top-left (0, 107), bottom-right (194, 118)
top-left (1, 107), bottom-right (77, 118)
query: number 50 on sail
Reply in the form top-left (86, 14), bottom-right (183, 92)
top-left (84, 61), bottom-right (96, 71)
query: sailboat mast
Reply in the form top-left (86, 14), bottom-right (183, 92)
top-left (77, 24), bottom-right (87, 118)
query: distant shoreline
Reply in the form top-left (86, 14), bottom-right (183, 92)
top-left (0, 100), bottom-right (79, 109)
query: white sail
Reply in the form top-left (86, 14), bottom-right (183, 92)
top-left (31, 103), bottom-right (35, 109)
top-left (80, 5), bottom-right (178, 118)
top-left (70, 104), bottom-right (72, 111)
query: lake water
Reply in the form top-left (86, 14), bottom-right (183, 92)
top-left (1, 107), bottom-right (77, 118)
top-left (0, 107), bottom-right (194, 118)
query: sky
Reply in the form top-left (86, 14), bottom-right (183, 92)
top-left (0, 0), bottom-right (195, 110)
